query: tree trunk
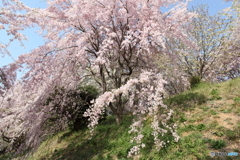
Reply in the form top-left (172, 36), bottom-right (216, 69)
top-left (115, 113), bottom-right (122, 125)
top-left (109, 94), bottom-right (123, 125)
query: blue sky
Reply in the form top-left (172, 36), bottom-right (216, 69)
top-left (0, 0), bottom-right (233, 69)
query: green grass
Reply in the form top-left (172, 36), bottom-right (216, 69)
top-left (1, 78), bottom-right (240, 160)
top-left (208, 139), bottom-right (227, 149)
top-left (26, 116), bottom-right (134, 160)
top-left (164, 92), bottom-right (207, 108)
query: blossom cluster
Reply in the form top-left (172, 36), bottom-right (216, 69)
top-left (0, 0), bottom-right (200, 155)
top-left (84, 71), bottom-right (179, 156)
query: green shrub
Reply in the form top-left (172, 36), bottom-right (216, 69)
top-left (189, 76), bottom-right (201, 88)
top-left (0, 153), bottom-right (13, 160)
top-left (209, 139), bottom-right (226, 149)
top-left (44, 85), bottom-right (103, 131)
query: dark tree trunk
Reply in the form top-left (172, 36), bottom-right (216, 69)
top-left (115, 113), bottom-right (122, 125)
top-left (109, 93), bottom-right (124, 125)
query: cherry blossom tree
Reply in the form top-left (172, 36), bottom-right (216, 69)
top-left (180, 5), bottom-right (232, 80)
top-left (154, 3), bottom-right (239, 85)
top-left (0, 0), bottom-right (196, 156)
top-left (155, 4), bottom-right (236, 84)
top-left (211, 0), bottom-right (240, 80)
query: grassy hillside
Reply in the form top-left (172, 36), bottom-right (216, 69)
top-left (3, 78), bottom-right (240, 160)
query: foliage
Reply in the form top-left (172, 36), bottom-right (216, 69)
top-left (225, 125), bottom-right (240, 140)
top-left (44, 85), bottom-right (100, 132)
top-left (25, 120), bottom-right (211, 160)
top-left (0, 0), bottom-right (197, 156)
top-left (0, 0), bottom-right (239, 157)
top-left (210, 89), bottom-right (219, 96)
top-left (84, 72), bottom-right (180, 157)
top-left (157, 4), bottom-right (238, 82)
top-left (204, 139), bottom-right (227, 149)
top-left (233, 97), bottom-right (240, 103)
top-left (165, 92), bottom-right (207, 108)
top-left (209, 89), bottom-right (222, 100)
top-left (181, 124), bottom-right (206, 132)
top-left (1, 77), bottom-right (239, 160)
top-left (189, 76), bottom-right (201, 88)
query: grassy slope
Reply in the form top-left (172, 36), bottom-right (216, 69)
top-left (4, 78), bottom-right (240, 160)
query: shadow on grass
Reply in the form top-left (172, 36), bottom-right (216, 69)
top-left (45, 116), bottom-right (133, 160)
top-left (0, 153), bottom-right (12, 160)
top-left (165, 92), bottom-right (207, 110)
top-left (50, 137), bottom-right (106, 160)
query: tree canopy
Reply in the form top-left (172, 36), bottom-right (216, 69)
top-left (0, 0), bottom-right (239, 156)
